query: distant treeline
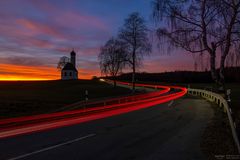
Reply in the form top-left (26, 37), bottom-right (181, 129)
top-left (106, 67), bottom-right (240, 83)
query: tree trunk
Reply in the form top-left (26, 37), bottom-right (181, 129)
top-left (114, 79), bottom-right (117, 88)
top-left (219, 54), bottom-right (227, 90)
top-left (218, 3), bottom-right (237, 92)
top-left (210, 51), bottom-right (219, 84)
top-left (132, 50), bottom-right (136, 93)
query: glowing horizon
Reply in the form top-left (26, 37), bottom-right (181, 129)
top-left (0, 63), bottom-right (97, 80)
top-left (0, 0), bottom-right (195, 81)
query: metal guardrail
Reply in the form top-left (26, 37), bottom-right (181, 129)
top-left (188, 88), bottom-right (240, 153)
top-left (57, 81), bottom-right (159, 112)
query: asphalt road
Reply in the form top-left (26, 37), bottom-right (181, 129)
top-left (0, 96), bottom-right (213, 160)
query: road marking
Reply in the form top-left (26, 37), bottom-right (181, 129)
top-left (7, 133), bottom-right (96, 160)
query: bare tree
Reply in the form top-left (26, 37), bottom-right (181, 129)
top-left (152, 0), bottom-right (240, 90)
top-left (98, 37), bottom-right (128, 87)
top-left (118, 12), bottom-right (152, 92)
top-left (57, 56), bottom-right (70, 70)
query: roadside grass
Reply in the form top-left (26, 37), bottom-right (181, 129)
top-left (201, 104), bottom-right (238, 158)
top-left (0, 80), bottom-right (131, 119)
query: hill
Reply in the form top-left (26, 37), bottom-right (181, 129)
top-left (113, 67), bottom-right (240, 83)
top-left (0, 80), bottom-right (131, 119)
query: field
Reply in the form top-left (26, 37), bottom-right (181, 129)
top-left (0, 80), bottom-right (131, 119)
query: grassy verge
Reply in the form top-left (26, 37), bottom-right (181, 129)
top-left (0, 80), bottom-right (131, 119)
top-left (201, 104), bottom-right (238, 159)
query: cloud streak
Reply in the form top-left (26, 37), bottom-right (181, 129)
top-left (0, 0), bottom-right (194, 80)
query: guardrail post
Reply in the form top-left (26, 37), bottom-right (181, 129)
top-left (85, 90), bottom-right (89, 102)
top-left (84, 90), bottom-right (88, 110)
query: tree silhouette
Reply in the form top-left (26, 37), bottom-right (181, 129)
top-left (119, 12), bottom-right (151, 92)
top-left (99, 37), bottom-right (128, 87)
top-left (152, 0), bottom-right (240, 90)
top-left (57, 56), bottom-right (70, 71)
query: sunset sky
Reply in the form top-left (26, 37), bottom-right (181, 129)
top-left (0, 0), bottom-right (195, 80)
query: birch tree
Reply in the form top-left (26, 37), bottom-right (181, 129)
top-left (152, 0), bottom-right (240, 90)
top-left (119, 12), bottom-right (152, 92)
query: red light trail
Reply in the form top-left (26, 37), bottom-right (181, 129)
top-left (0, 81), bottom-right (187, 139)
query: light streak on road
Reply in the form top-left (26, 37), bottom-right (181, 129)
top-left (99, 78), bottom-right (105, 82)
top-left (0, 81), bottom-right (187, 139)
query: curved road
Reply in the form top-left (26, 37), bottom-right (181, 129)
top-left (0, 95), bottom-right (213, 160)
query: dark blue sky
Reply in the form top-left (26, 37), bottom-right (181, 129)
top-left (0, 0), bottom-right (193, 80)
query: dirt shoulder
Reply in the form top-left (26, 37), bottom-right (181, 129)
top-left (201, 103), bottom-right (239, 160)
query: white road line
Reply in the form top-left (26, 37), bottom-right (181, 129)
top-left (7, 133), bottom-right (96, 160)
top-left (168, 100), bottom-right (174, 107)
